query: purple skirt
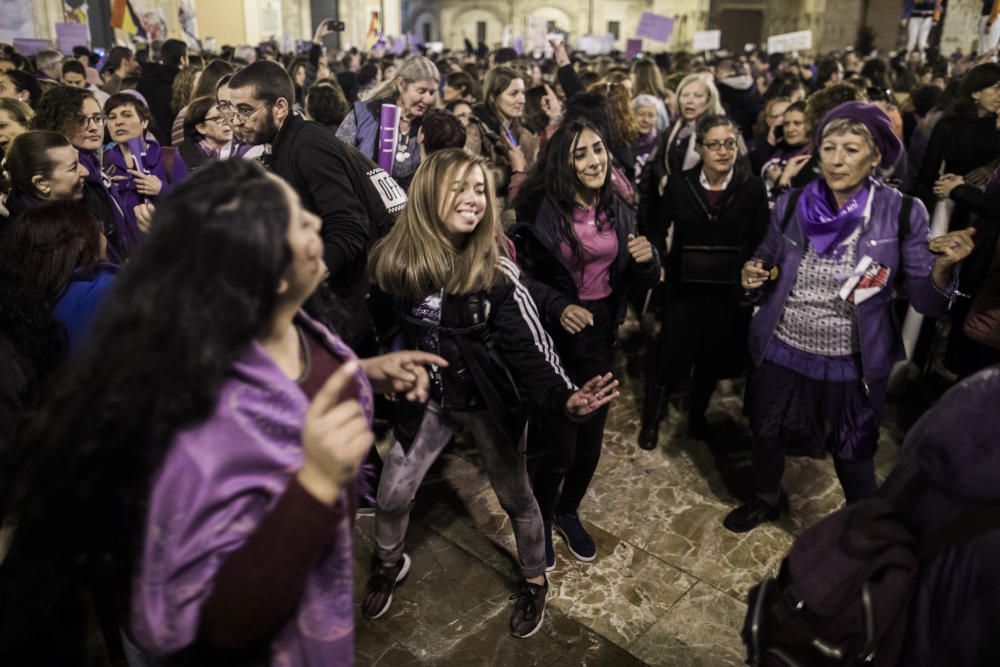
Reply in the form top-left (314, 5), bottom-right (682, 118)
top-left (747, 340), bottom-right (883, 461)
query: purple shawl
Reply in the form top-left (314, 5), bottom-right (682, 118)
top-left (130, 312), bottom-right (373, 666)
top-left (795, 177), bottom-right (872, 256)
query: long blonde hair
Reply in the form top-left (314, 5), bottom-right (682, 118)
top-left (362, 55), bottom-right (440, 104)
top-left (370, 149), bottom-right (508, 299)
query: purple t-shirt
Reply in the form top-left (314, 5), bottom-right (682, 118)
top-left (560, 206), bottom-right (618, 301)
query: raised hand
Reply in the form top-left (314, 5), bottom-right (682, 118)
top-left (565, 372), bottom-right (619, 417)
top-left (359, 350), bottom-right (449, 403)
top-left (297, 361), bottom-right (374, 505)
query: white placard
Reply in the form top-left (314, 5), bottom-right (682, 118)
top-left (527, 16), bottom-right (548, 52)
top-left (767, 30), bottom-right (813, 54)
top-left (693, 30), bottom-right (721, 51)
top-left (578, 33), bottom-right (615, 55)
top-left (425, 41), bottom-right (444, 54)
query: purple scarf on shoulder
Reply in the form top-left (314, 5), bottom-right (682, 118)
top-left (795, 178), bottom-right (871, 256)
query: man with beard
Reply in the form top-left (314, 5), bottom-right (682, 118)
top-left (226, 60), bottom-right (406, 348)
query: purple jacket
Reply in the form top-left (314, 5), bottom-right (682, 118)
top-left (103, 137), bottom-right (189, 215)
top-left (881, 366), bottom-right (1000, 666)
top-left (749, 183), bottom-right (955, 385)
top-left (130, 312), bottom-right (373, 665)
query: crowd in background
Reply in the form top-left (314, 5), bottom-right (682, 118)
top-left (0, 15), bottom-right (999, 666)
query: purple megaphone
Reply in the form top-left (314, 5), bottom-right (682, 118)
top-left (378, 104), bottom-right (399, 173)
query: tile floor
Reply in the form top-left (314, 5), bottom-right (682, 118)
top-left (351, 344), bottom-right (914, 666)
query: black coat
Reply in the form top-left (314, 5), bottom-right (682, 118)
top-left (373, 259), bottom-right (577, 451)
top-left (509, 194), bottom-right (660, 356)
top-left (136, 63), bottom-right (179, 146)
top-left (916, 115), bottom-right (1000, 219)
top-left (268, 113), bottom-right (405, 345)
top-left (717, 81), bottom-right (764, 142)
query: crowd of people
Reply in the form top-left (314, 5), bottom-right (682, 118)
top-left (0, 15), bottom-right (998, 666)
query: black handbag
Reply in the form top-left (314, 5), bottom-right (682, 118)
top-left (680, 245), bottom-right (743, 284)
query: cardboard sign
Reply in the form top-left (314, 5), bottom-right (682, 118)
top-left (425, 41), bottom-right (443, 54)
top-left (693, 30), bottom-right (721, 51)
top-left (56, 22), bottom-right (90, 55)
top-left (635, 12), bottom-right (674, 43)
top-left (12, 38), bottom-right (52, 56)
top-left (626, 38), bottom-right (643, 60)
top-left (526, 15), bottom-right (548, 52)
top-left (578, 33), bottom-right (615, 55)
top-left (767, 30), bottom-right (812, 54)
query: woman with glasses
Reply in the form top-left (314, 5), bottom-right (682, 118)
top-left (103, 92), bottom-right (189, 216)
top-left (638, 115), bottom-right (769, 450)
top-left (30, 85), bottom-right (139, 260)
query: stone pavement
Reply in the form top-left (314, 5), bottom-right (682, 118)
top-left (351, 344), bottom-right (912, 666)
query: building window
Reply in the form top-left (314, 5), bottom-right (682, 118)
top-left (477, 21), bottom-right (487, 44)
top-left (422, 22), bottom-right (431, 43)
top-left (547, 20), bottom-right (557, 33)
top-left (608, 21), bottom-right (620, 40)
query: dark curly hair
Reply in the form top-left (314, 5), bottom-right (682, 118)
top-left (305, 82), bottom-right (350, 128)
top-left (29, 85), bottom-right (97, 138)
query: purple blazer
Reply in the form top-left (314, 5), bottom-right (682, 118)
top-left (103, 137), bottom-right (189, 215)
top-left (129, 312), bottom-right (373, 666)
top-left (748, 182), bottom-right (956, 385)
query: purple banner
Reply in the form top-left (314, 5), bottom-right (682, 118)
top-left (56, 22), bottom-right (90, 55)
top-left (378, 103), bottom-right (399, 173)
top-left (513, 36), bottom-right (524, 55)
top-left (626, 38), bottom-right (643, 60)
top-left (13, 38), bottom-right (53, 56)
top-left (635, 12), bottom-right (674, 43)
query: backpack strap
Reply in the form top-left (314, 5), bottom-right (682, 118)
top-left (779, 187), bottom-right (804, 234)
top-left (898, 193), bottom-right (913, 239)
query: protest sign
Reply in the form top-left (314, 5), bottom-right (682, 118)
top-left (636, 12), bottom-right (674, 43)
top-left (693, 30), bottom-right (721, 51)
top-left (767, 30), bottom-right (812, 54)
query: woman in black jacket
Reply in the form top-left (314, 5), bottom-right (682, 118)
top-left (510, 119), bottom-right (660, 571)
top-left (366, 148), bottom-right (617, 639)
top-left (637, 115), bottom-right (769, 450)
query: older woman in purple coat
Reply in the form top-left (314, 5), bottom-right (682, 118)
top-left (0, 159), bottom-right (444, 666)
top-left (723, 102), bottom-right (976, 533)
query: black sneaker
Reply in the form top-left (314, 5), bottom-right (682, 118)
top-left (722, 495), bottom-right (789, 533)
top-left (361, 553), bottom-right (411, 620)
top-left (555, 514), bottom-right (596, 562)
top-left (544, 523), bottom-right (555, 573)
top-left (509, 578), bottom-right (548, 638)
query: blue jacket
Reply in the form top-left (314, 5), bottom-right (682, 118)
top-left (748, 183), bottom-right (955, 386)
top-left (54, 263), bottom-right (118, 350)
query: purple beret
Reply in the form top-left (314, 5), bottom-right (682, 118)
top-left (815, 101), bottom-right (902, 168)
top-left (119, 88), bottom-right (150, 109)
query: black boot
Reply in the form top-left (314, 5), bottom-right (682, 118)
top-left (638, 382), bottom-right (668, 450)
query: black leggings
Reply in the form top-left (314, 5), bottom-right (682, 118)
top-left (532, 300), bottom-right (614, 522)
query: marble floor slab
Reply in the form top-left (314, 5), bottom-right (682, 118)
top-left (352, 344), bottom-right (918, 665)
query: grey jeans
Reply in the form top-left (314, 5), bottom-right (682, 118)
top-left (375, 402), bottom-right (547, 579)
